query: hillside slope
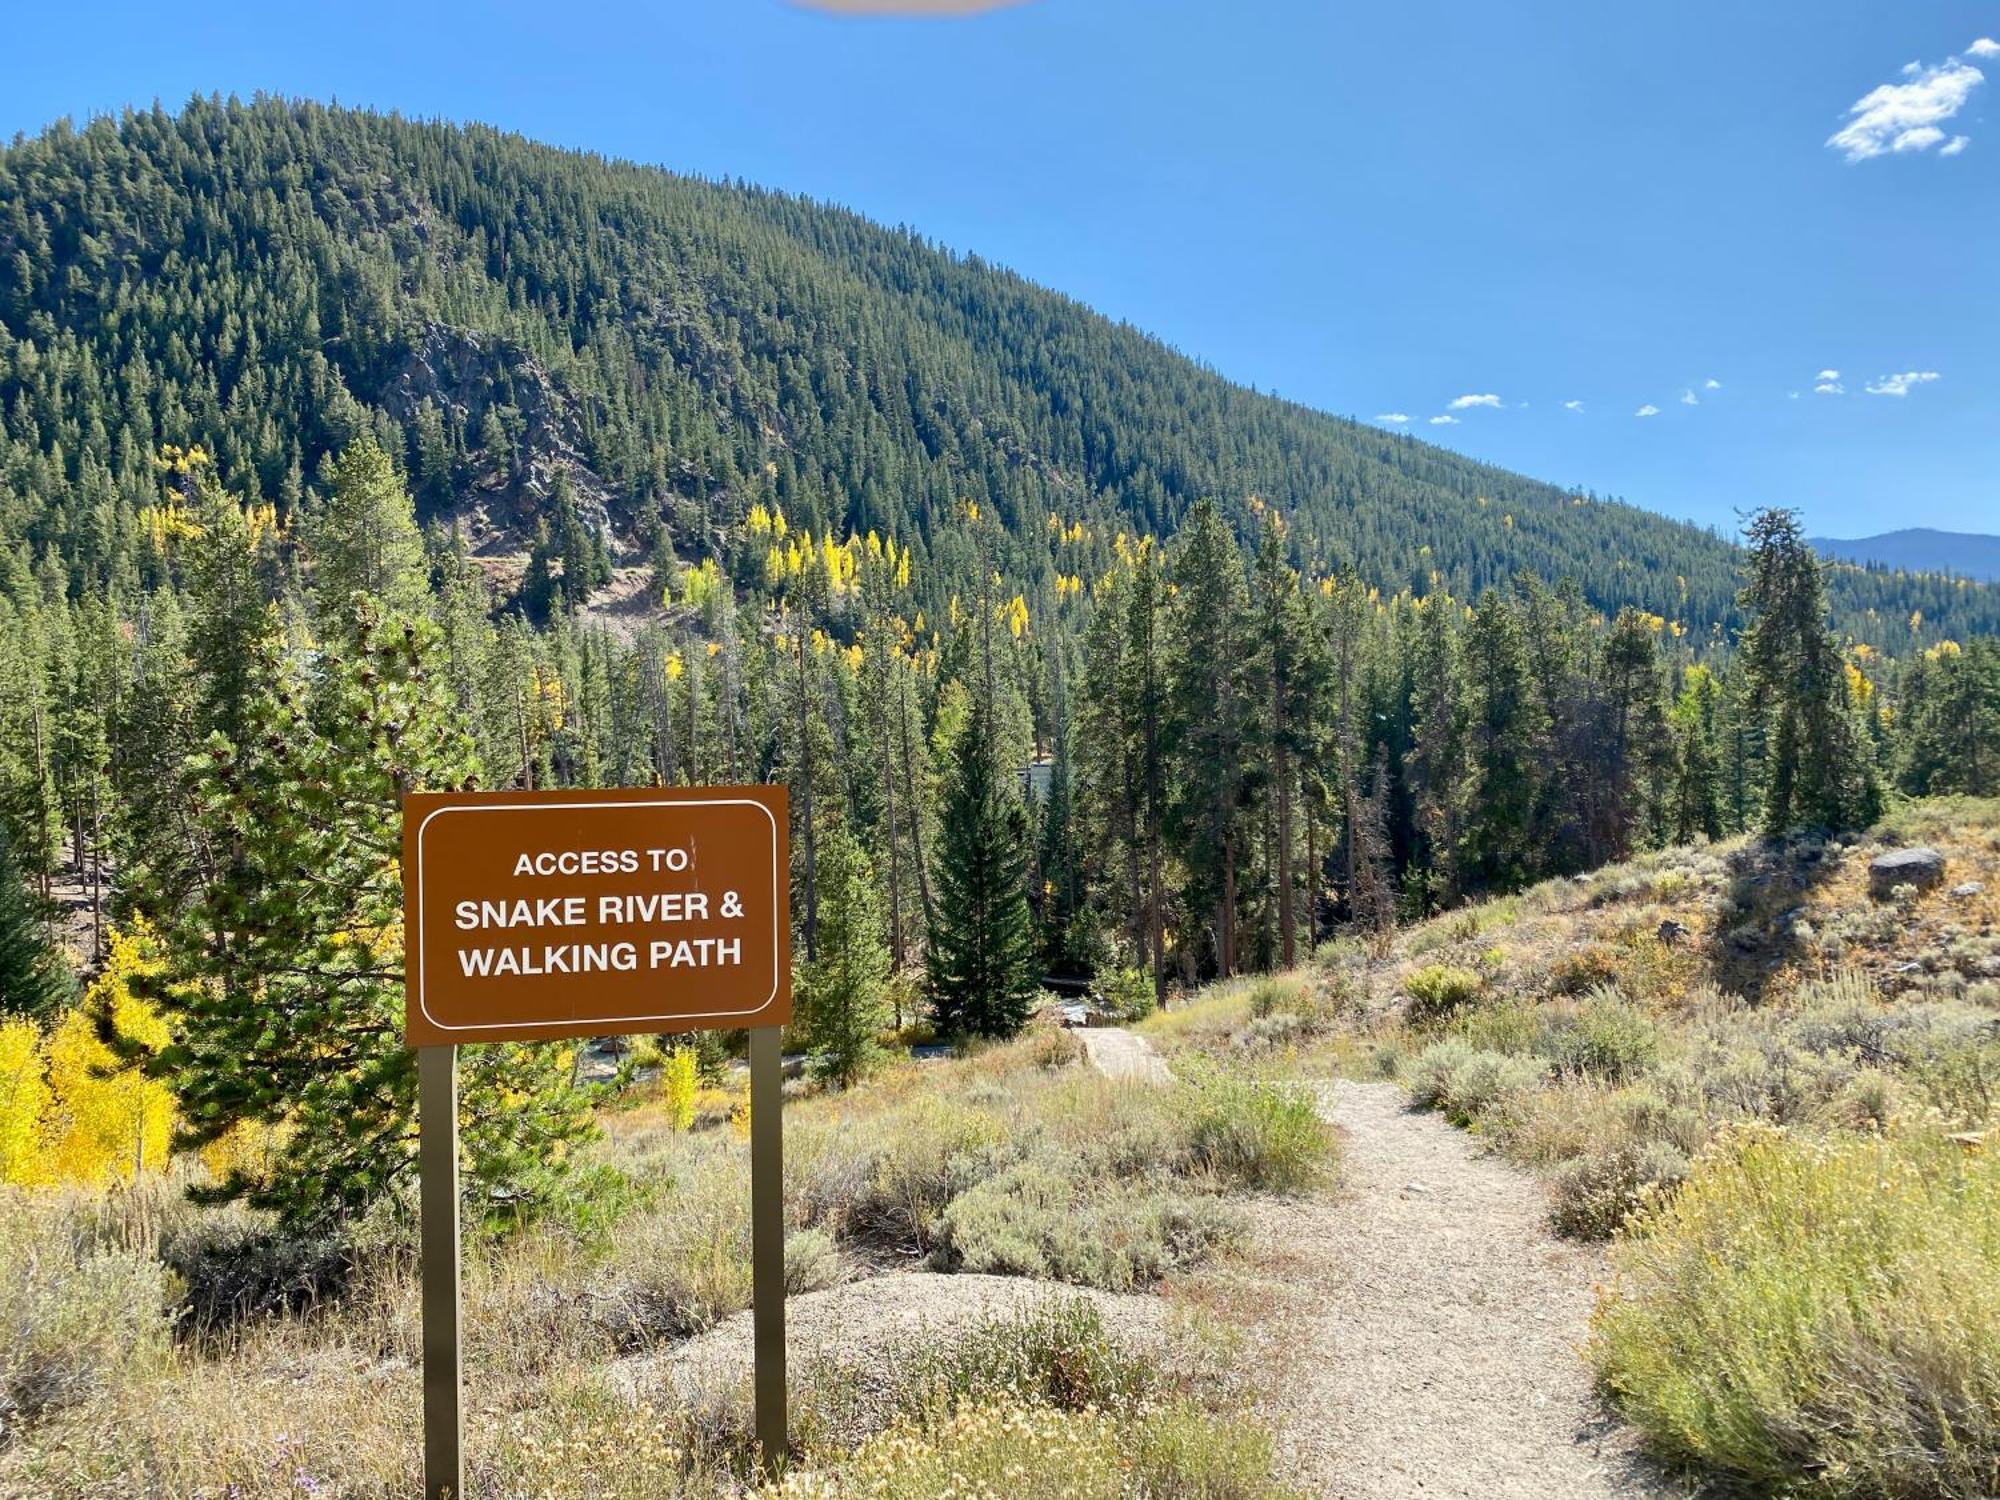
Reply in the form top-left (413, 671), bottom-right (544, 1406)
top-left (3, 98), bottom-right (1996, 643)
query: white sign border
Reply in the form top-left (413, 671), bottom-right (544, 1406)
top-left (413, 797), bottom-right (782, 1035)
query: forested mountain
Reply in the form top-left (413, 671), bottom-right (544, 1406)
top-left (3, 96), bottom-right (1996, 646)
top-left (1, 96), bottom-right (1997, 1229)
top-left (1810, 529), bottom-right (2000, 584)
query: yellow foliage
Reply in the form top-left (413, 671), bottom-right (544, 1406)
top-left (0, 1018), bottom-right (50, 1187)
top-left (1845, 659), bottom-right (1874, 708)
top-left (153, 443), bottom-right (211, 475)
top-left (665, 651), bottom-right (685, 682)
top-left (201, 1116), bottom-right (286, 1187)
top-left (41, 926), bottom-right (177, 1186)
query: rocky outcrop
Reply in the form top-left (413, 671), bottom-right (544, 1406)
top-left (378, 323), bottom-right (620, 546)
top-left (1870, 846), bottom-right (1947, 899)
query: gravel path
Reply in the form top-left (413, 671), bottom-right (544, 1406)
top-left (1243, 1079), bottom-right (1678, 1499)
top-left (1076, 1025), bottom-right (1173, 1083)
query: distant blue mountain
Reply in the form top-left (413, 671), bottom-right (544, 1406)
top-left (1811, 528), bottom-right (2000, 583)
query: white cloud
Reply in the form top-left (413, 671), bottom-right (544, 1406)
top-left (1635, 404), bottom-right (1661, 418)
top-left (1970, 38), bottom-right (2000, 59)
top-left (1448, 393), bottom-right (1503, 410)
top-left (1563, 399), bottom-right (1585, 412)
top-left (1816, 381), bottom-right (1845, 395)
top-left (1788, 391), bottom-right (1801, 400)
top-left (1704, 378), bottom-right (1723, 390)
top-left (1429, 414), bottom-right (1460, 426)
top-left (1375, 413), bottom-right (1410, 425)
top-left (1817, 369), bottom-right (1841, 381)
top-left (1864, 370), bottom-right (1941, 396)
top-left (1681, 390), bottom-right (1700, 406)
top-left (1828, 51), bottom-right (1986, 162)
top-left (1941, 135), bottom-right (1971, 156)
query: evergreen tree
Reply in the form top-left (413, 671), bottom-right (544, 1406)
top-left (0, 826), bottom-right (70, 1019)
top-left (1670, 665), bottom-right (1725, 843)
top-left (1739, 509), bottom-right (1878, 833)
top-left (1462, 590), bottom-right (1550, 892)
top-left (305, 438), bottom-right (430, 619)
top-left (1404, 595), bottom-right (1469, 913)
top-left (1166, 501), bottom-right (1253, 977)
top-left (798, 824), bottom-right (891, 1088)
top-left (926, 700), bottom-right (1039, 1040)
top-left (157, 454), bottom-right (592, 1228)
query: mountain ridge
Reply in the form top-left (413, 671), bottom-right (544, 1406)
top-left (1809, 528), bottom-right (2000, 584)
top-left (2, 96), bottom-right (1996, 644)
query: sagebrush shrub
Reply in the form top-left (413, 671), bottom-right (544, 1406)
top-left (1180, 1070), bottom-right (1332, 1192)
top-left (1543, 989), bottom-right (1660, 1082)
top-left (1403, 965), bottom-right (1483, 1022)
top-left (1592, 1125), bottom-right (2000, 1496)
top-left (1547, 1139), bottom-right (1687, 1238)
top-left (0, 1190), bottom-right (173, 1422)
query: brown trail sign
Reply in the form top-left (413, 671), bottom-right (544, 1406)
top-left (402, 786), bottom-right (792, 1498)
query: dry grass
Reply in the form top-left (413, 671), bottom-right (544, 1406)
top-left (0, 1032), bottom-right (1331, 1497)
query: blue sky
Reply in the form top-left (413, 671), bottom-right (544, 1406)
top-left (4, 1), bottom-right (1994, 538)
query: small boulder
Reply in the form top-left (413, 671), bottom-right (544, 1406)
top-left (1870, 847), bottom-right (1946, 900)
top-left (1950, 881), bottom-right (1985, 900)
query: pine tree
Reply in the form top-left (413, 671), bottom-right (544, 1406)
top-left (1404, 595), bottom-right (1468, 912)
top-left (0, 825), bottom-right (71, 1019)
top-left (798, 824), bottom-right (890, 1088)
top-left (1462, 590), bottom-right (1550, 892)
top-left (305, 438), bottom-right (430, 619)
top-left (1739, 509), bottom-right (1878, 833)
top-left (1166, 501), bottom-right (1253, 977)
top-left (1671, 665), bottom-right (1725, 843)
top-left (156, 451), bottom-right (592, 1227)
top-left (926, 699), bottom-right (1039, 1039)
top-left (1249, 509), bottom-right (1322, 967)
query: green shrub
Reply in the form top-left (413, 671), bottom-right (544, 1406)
top-left (1547, 1139), bottom-right (1687, 1238)
top-left (1100, 966), bottom-right (1157, 1023)
top-left (934, 1161), bottom-right (1236, 1291)
top-left (1180, 1071), bottom-right (1334, 1192)
top-left (1407, 1041), bottom-right (1543, 1126)
top-left (1592, 1125), bottom-right (2000, 1495)
top-left (1543, 989), bottom-right (1660, 1083)
top-left (1246, 975), bottom-right (1308, 1019)
top-left (1403, 965), bottom-right (1483, 1022)
top-left (839, 1096), bottom-right (1010, 1253)
top-left (899, 1295), bottom-right (1161, 1414)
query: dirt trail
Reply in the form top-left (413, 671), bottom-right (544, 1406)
top-left (1248, 1080), bottom-right (1675, 1499)
top-left (1082, 1036), bottom-right (1673, 1498)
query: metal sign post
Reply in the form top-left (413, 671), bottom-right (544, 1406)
top-left (402, 786), bottom-right (792, 1494)
top-left (419, 1045), bottom-right (463, 1500)
top-left (749, 1024), bottom-right (786, 1470)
